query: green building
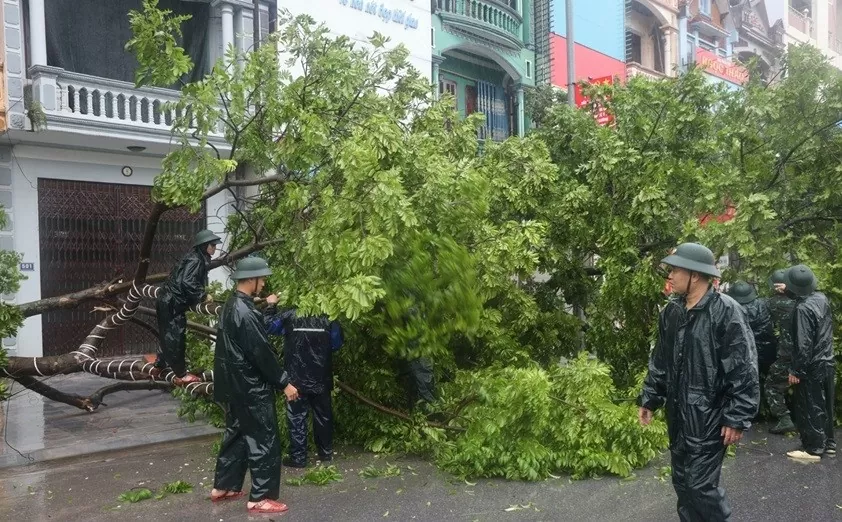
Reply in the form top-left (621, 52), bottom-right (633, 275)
top-left (432, 0), bottom-right (535, 140)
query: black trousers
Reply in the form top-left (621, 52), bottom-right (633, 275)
top-left (286, 390), bottom-right (333, 464)
top-left (214, 400), bottom-right (281, 502)
top-left (794, 365), bottom-right (836, 454)
top-left (671, 447), bottom-right (731, 522)
top-left (155, 297), bottom-right (188, 377)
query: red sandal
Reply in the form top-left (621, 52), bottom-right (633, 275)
top-left (247, 499), bottom-right (289, 514)
top-left (210, 490), bottom-right (244, 502)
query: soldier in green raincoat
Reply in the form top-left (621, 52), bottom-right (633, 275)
top-left (211, 257), bottom-right (300, 514)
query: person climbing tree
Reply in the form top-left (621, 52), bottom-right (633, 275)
top-left (150, 229), bottom-right (221, 384)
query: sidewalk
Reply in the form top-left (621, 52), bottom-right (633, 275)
top-left (0, 373), bottom-right (220, 469)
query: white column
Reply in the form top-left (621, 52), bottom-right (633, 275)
top-left (234, 7), bottom-right (244, 52)
top-left (221, 3), bottom-right (235, 58)
top-left (516, 86), bottom-right (525, 137)
top-left (29, 0), bottom-right (48, 66)
top-left (662, 27), bottom-right (674, 77)
top-left (815, 0), bottom-right (829, 48)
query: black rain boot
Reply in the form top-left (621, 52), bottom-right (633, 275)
top-left (769, 414), bottom-right (797, 435)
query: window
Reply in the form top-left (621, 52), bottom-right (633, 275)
top-left (259, 3), bottom-right (272, 42)
top-left (526, 60), bottom-right (532, 78)
top-left (699, 0), bottom-right (711, 16)
top-left (627, 32), bottom-right (642, 64)
top-left (440, 79), bottom-right (457, 107)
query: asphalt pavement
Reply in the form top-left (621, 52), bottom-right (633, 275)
top-left (0, 423), bottom-right (839, 521)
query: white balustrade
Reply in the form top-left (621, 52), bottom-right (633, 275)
top-left (29, 66), bottom-right (222, 137)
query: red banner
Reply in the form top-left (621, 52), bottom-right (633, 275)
top-left (695, 48), bottom-right (749, 85)
top-left (574, 76), bottom-right (615, 126)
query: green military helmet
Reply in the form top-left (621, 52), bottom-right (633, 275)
top-left (232, 257), bottom-right (272, 280)
top-left (783, 264), bottom-right (817, 297)
top-left (194, 229), bottom-right (222, 247)
top-left (727, 280), bottom-right (757, 305)
top-left (660, 242), bottom-right (721, 278)
top-left (768, 268), bottom-right (787, 291)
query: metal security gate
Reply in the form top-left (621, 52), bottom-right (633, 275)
top-left (38, 179), bottom-right (205, 357)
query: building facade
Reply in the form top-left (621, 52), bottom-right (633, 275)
top-left (766, 0), bottom-right (842, 70)
top-left (431, 0), bottom-right (535, 140)
top-left (625, 0), bottom-right (679, 79)
top-left (279, 0), bottom-right (432, 80)
top-left (677, 0), bottom-right (750, 89)
top-left (729, 0), bottom-right (784, 79)
top-left (3, 0), bottom-right (278, 358)
top-left (542, 0), bottom-right (628, 89)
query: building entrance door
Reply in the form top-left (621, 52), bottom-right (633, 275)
top-left (38, 178), bottom-right (205, 357)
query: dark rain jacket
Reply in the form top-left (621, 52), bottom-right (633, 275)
top-left (768, 294), bottom-right (795, 361)
top-left (640, 289), bottom-right (760, 454)
top-left (742, 298), bottom-right (777, 372)
top-left (789, 291), bottom-right (834, 379)
top-left (213, 291), bottom-right (291, 405)
top-left (266, 309), bottom-right (343, 395)
top-left (160, 248), bottom-right (210, 314)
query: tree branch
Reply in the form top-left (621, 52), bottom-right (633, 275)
top-left (11, 376), bottom-right (97, 411)
top-left (132, 303), bottom-right (218, 338)
top-left (201, 173), bottom-right (284, 202)
top-left (335, 379), bottom-right (465, 432)
top-left (85, 381), bottom-right (174, 410)
top-left (777, 215), bottom-right (842, 230)
top-left (766, 118), bottom-right (842, 190)
top-left (17, 239), bottom-right (282, 318)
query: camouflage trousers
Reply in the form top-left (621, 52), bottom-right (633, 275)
top-left (765, 359), bottom-right (792, 419)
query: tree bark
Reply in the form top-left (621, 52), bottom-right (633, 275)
top-left (16, 239), bottom-right (282, 318)
top-left (11, 376), bottom-right (98, 411)
top-left (10, 376), bottom-right (174, 412)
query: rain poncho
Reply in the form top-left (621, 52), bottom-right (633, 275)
top-left (742, 298), bottom-right (777, 374)
top-left (398, 357), bottom-right (437, 409)
top-left (266, 310), bottom-right (343, 465)
top-left (768, 294), bottom-right (796, 361)
top-left (213, 291), bottom-right (291, 502)
top-left (765, 294), bottom-right (796, 421)
top-left (640, 288), bottom-right (759, 522)
top-left (789, 291), bottom-right (836, 454)
top-left (154, 247), bottom-right (210, 376)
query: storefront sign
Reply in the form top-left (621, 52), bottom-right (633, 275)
top-left (574, 75), bottom-right (615, 126)
top-left (695, 48), bottom-right (749, 85)
top-left (338, 0), bottom-right (419, 30)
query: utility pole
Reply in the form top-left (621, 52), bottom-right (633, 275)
top-left (566, 0), bottom-right (583, 348)
top-left (253, 0), bottom-right (261, 50)
top-left (566, 0), bottom-right (575, 107)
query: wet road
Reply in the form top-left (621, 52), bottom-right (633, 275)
top-left (0, 424), bottom-right (840, 521)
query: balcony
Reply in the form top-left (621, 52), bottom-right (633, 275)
top-left (788, 6), bottom-right (814, 38)
top-left (627, 62), bottom-right (668, 80)
top-left (651, 0), bottom-right (677, 9)
top-left (29, 66), bottom-right (222, 141)
top-left (434, 0), bottom-right (524, 50)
